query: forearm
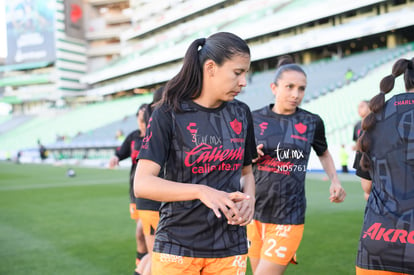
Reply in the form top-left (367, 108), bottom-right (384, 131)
top-left (241, 165), bottom-right (255, 198)
top-left (318, 150), bottom-right (340, 184)
top-left (134, 171), bottom-right (202, 202)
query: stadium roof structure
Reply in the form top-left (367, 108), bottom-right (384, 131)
top-left (80, 2), bottom-right (414, 95)
top-left (0, 61), bottom-right (52, 72)
top-left (0, 73), bottom-right (53, 87)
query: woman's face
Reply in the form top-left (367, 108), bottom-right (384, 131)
top-left (204, 53), bottom-right (250, 106)
top-left (137, 109), bottom-right (146, 135)
top-left (358, 101), bottom-right (370, 118)
top-left (271, 70), bottom-right (306, 115)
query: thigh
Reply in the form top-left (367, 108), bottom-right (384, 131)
top-left (247, 220), bottom-right (263, 259)
top-left (260, 224), bottom-right (304, 266)
top-left (138, 210), bottom-right (160, 236)
top-left (130, 203), bottom-right (139, 220)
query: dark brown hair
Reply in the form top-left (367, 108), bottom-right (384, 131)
top-left (161, 32), bottom-right (250, 112)
top-left (273, 55), bottom-right (306, 84)
top-left (358, 57), bottom-right (414, 170)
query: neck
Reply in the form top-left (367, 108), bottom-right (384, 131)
top-left (193, 94), bottom-right (222, 109)
top-left (272, 104), bottom-right (295, 115)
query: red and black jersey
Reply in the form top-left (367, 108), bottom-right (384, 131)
top-left (353, 120), bottom-right (363, 142)
top-left (355, 93), bottom-right (414, 273)
top-left (116, 130), bottom-right (161, 211)
top-left (252, 105), bottom-right (327, 225)
top-left (138, 100), bottom-right (257, 258)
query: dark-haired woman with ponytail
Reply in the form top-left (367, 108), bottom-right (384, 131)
top-left (133, 32), bottom-right (257, 275)
top-left (248, 56), bottom-right (346, 275)
top-left (354, 58), bottom-right (414, 275)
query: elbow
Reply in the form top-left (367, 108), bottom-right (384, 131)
top-left (133, 177), bottom-right (144, 198)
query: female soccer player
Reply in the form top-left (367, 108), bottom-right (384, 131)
top-left (108, 104), bottom-right (148, 274)
top-left (354, 57), bottom-right (414, 274)
top-left (248, 56), bottom-right (346, 275)
top-left (135, 87), bottom-right (164, 275)
top-left (134, 32), bottom-right (257, 275)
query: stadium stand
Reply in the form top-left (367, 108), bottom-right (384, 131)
top-left (1, 0), bottom-right (414, 168)
top-left (0, 94), bottom-right (153, 158)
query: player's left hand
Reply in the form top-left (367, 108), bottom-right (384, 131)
top-left (329, 182), bottom-right (346, 203)
top-left (228, 195), bottom-right (255, 226)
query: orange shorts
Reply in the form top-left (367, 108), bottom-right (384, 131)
top-left (247, 220), bottom-right (304, 266)
top-left (356, 266), bottom-right (411, 275)
top-left (129, 203), bottom-right (139, 220)
top-left (152, 252), bottom-right (247, 275)
top-left (137, 210), bottom-right (159, 236)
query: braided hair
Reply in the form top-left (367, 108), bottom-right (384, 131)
top-left (358, 58), bottom-right (414, 170)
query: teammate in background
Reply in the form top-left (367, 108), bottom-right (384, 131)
top-left (134, 32), bottom-right (257, 275)
top-left (108, 104), bottom-right (148, 275)
top-left (354, 58), bottom-right (414, 274)
top-left (352, 100), bottom-right (370, 150)
top-left (248, 56), bottom-right (346, 275)
top-left (339, 144), bottom-right (349, 173)
top-left (352, 100), bottom-right (371, 200)
top-left (134, 87), bottom-right (164, 275)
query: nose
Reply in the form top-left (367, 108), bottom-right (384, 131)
top-left (291, 88), bottom-right (299, 99)
top-left (239, 74), bottom-right (247, 87)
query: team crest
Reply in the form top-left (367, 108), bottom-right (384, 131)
top-left (295, 122), bottom-right (307, 134)
top-left (230, 119), bottom-right (242, 135)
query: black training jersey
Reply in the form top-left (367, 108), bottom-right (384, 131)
top-left (252, 105), bottom-right (327, 224)
top-left (138, 100), bottom-right (257, 258)
top-left (116, 130), bottom-right (161, 211)
top-left (353, 120), bottom-right (362, 142)
top-left (355, 93), bottom-right (414, 273)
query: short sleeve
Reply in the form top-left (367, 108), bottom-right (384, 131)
top-left (138, 105), bottom-right (172, 168)
top-left (312, 115), bottom-right (328, 156)
top-left (243, 107), bottom-right (257, 166)
top-left (353, 151), bottom-right (371, 180)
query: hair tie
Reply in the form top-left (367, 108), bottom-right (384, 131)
top-left (380, 91), bottom-right (385, 95)
top-left (200, 38), bottom-right (206, 46)
top-left (407, 61), bottom-right (413, 70)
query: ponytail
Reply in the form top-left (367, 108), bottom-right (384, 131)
top-left (273, 55), bottom-right (306, 84)
top-left (162, 32), bottom-right (250, 112)
top-left (358, 58), bottom-right (414, 170)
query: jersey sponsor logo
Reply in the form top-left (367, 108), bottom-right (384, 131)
top-left (275, 142), bottom-right (304, 161)
top-left (257, 142), bottom-right (306, 175)
top-left (362, 222), bottom-right (414, 244)
top-left (186, 122), bottom-right (198, 143)
top-left (394, 99), bottom-right (414, 106)
top-left (259, 122), bottom-right (268, 135)
top-left (230, 119), bottom-right (242, 135)
top-left (141, 131), bottom-right (152, 149)
top-left (184, 143), bottom-right (244, 174)
top-left (232, 255), bottom-right (247, 269)
top-left (257, 155), bottom-right (294, 175)
top-left (159, 253), bottom-right (184, 264)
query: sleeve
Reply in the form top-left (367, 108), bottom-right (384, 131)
top-left (243, 106), bottom-right (258, 166)
top-left (137, 105), bottom-right (172, 168)
top-left (115, 132), bottom-right (133, 161)
top-left (353, 151), bottom-right (371, 180)
top-left (352, 121), bottom-right (360, 142)
top-left (312, 115), bottom-right (328, 156)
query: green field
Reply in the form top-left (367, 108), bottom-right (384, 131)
top-left (0, 162), bottom-right (365, 274)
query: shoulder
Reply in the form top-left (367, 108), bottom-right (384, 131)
top-left (252, 105), bottom-right (269, 116)
top-left (228, 99), bottom-right (251, 112)
top-left (296, 108), bottom-right (322, 121)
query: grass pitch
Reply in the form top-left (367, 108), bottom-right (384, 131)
top-left (0, 162), bottom-right (365, 274)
